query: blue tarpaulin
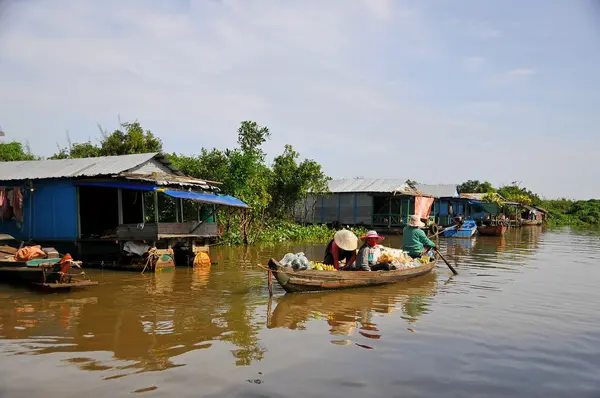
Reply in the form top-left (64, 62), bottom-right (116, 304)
top-left (163, 190), bottom-right (248, 208)
top-left (74, 180), bottom-right (158, 191)
top-left (74, 180), bottom-right (248, 208)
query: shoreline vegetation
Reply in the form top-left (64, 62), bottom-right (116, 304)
top-left (2, 121), bottom-right (598, 245)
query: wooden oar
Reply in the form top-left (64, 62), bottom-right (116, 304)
top-left (428, 223), bottom-right (461, 239)
top-left (434, 248), bottom-right (458, 275)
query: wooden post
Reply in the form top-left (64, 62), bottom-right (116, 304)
top-left (141, 191), bottom-right (146, 223)
top-left (268, 269), bottom-right (273, 297)
top-left (180, 198), bottom-right (184, 223)
top-left (154, 191), bottom-right (159, 224)
top-left (76, 186), bottom-right (81, 239)
top-left (117, 188), bottom-right (123, 225)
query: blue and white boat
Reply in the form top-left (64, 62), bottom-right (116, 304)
top-left (442, 220), bottom-right (478, 239)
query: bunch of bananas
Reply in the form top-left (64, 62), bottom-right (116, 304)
top-left (418, 256), bottom-right (431, 264)
top-left (378, 252), bottom-right (396, 263)
top-left (309, 261), bottom-right (337, 271)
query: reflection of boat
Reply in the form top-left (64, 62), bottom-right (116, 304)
top-left (477, 224), bottom-right (508, 236)
top-left (0, 235), bottom-right (97, 290)
top-left (442, 220), bottom-right (477, 238)
top-left (268, 273), bottom-right (437, 332)
top-left (267, 258), bottom-right (435, 293)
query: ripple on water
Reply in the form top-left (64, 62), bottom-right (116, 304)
top-left (0, 229), bottom-right (597, 397)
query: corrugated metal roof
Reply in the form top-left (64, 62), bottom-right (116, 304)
top-left (459, 192), bottom-right (508, 202)
top-left (416, 184), bottom-right (458, 198)
top-left (0, 153), bottom-right (182, 181)
top-left (326, 178), bottom-right (431, 196)
top-left (328, 178), bottom-right (412, 193)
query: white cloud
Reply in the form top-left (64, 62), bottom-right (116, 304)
top-left (471, 22), bottom-right (502, 39)
top-left (464, 56), bottom-right (486, 72)
top-left (0, 0), bottom-right (597, 198)
top-left (506, 68), bottom-right (537, 77)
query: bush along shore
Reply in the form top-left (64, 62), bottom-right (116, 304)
top-left (457, 180), bottom-right (600, 229)
top-left (3, 123), bottom-right (599, 245)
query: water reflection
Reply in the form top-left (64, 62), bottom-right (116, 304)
top-left (1, 229), bottom-right (598, 398)
top-left (267, 272), bottom-right (438, 343)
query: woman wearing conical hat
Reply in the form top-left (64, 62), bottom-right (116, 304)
top-left (323, 229), bottom-right (358, 270)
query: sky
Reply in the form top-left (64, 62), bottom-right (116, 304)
top-left (0, 0), bottom-right (599, 199)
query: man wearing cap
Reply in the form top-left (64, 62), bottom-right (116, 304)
top-left (323, 229), bottom-right (358, 270)
top-left (403, 215), bottom-right (438, 258)
top-left (351, 231), bottom-right (392, 271)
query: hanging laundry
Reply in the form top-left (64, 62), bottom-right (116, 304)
top-left (13, 188), bottom-right (23, 223)
top-left (2, 189), bottom-right (13, 221)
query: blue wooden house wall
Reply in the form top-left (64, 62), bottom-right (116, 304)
top-left (0, 179), bottom-right (78, 241)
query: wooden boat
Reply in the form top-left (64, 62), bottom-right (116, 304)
top-left (0, 258), bottom-right (98, 290)
top-left (442, 220), bottom-right (478, 239)
top-left (267, 258), bottom-right (436, 293)
top-left (477, 224), bottom-right (508, 236)
top-left (521, 219), bottom-right (542, 226)
top-left (0, 236), bottom-right (98, 290)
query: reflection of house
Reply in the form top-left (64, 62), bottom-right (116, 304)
top-left (295, 178), bottom-right (434, 228)
top-left (0, 153), bottom-right (247, 262)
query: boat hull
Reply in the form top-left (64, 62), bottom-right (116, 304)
top-left (521, 220), bottom-right (542, 226)
top-left (267, 258), bottom-right (435, 293)
top-left (442, 227), bottom-right (477, 238)
top-left (0, 259), bottom-right (97, 290)
top-left (477, 225), bottom-right (508, 236)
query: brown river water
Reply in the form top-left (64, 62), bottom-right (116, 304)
top-left (0, 227), bottom-right (599, 397)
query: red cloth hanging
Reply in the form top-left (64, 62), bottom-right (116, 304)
top-left (414, 196), bottom-right (434, 219)
top-left (13, 188), bottom-right (23, 223)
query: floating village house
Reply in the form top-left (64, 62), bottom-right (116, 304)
top-left (0, 153), bottom-right (247, 263)
top-left (294, 179), bottom-right (533, 228)
top-left (295, 179), bottom-right (447, 228)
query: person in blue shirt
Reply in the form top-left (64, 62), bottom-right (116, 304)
top-left (352, 231), bottom-right (392, 271)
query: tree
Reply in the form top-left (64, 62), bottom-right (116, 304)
top-left (99, 121), bottom-right (163, 156)
top-left (457, 180), bottom-right (496, 194)
top-left (269, 144), bottom-right (330, 219)
top-left (497, 184), bottom-right (541, 206)
top-left (52, 121), bottom-right (162, 159)
top-left (0, 142), bottom-right (36, 161)
top-left (168, 149), bottom-right (231, 186)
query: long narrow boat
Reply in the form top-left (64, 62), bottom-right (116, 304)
top-left (477, 224), bottom-right (508, 236)
top-left (442, 220), bottom-right (478, 239)
top-left (267, 258), bottom-right (436, 293)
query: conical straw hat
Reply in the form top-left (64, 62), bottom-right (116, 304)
top-left (334, 229), bottom-right (358, 251)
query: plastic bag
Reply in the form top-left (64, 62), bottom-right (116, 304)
top-left (282, 252), bottom-right (310, 270)
top-left (280, 253), bottom-right (296, 267)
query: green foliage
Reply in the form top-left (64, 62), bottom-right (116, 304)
top-left (52, 121), bottom-right (162, 159)
top-left (220, 219), bottom-right (369, 245)
top-left (0, 142), bottom-right (37, 161)
top-left (99, 121), bottom-right (162, 155)
top-left (168, 149), bottom-right (230, 185)
top-left (457, 180), bottom-right (496, 194)
top-left (497, 185), bottom-right (541, 206)
top-left (542, 199), bottom-right (600, 227)
top-left (269, 144), bottom-right (330, 219)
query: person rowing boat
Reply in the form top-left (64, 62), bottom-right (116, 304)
top-left (403, 215), bottom-right (438, 259)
